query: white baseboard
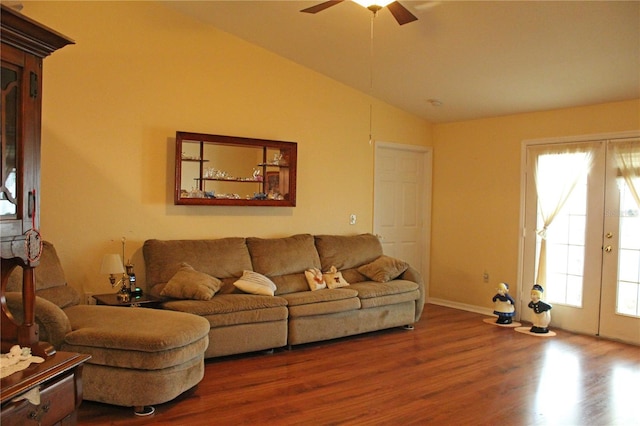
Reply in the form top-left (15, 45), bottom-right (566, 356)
top-left (427, 297), bottom-right (495, 317)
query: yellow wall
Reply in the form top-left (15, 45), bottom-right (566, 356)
top-left (18, 3), bottom-right (640, 312)
top-left (430, 99), bottom-right (640, 310)
top-left (22, 2), bottom-right (431, 296)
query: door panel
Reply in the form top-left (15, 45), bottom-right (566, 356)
top-left (522, 142), bottom-right (604, 336)
top-left (373, 142), bottom-right (431, 285)
top-left (599, 139), bottom-right (640, 344)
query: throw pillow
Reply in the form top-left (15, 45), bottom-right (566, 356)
top-left (233, 270), bottom-right (277, 296)
top-left (357, 255), bottom-right (409, 283)
top-left (304, 268), bottom-right (327, 291)
top-left (323, 266), bottom-right (349, 289)
top-left (161, 262), bottom-right (222, 300)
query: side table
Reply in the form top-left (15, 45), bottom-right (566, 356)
top-left (92, 293), bottom-right (165, 308)
top-left (1, 351), bottom-right (90, 426)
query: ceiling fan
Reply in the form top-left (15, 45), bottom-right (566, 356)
top-left (301, 0), bottom-right (418, 26)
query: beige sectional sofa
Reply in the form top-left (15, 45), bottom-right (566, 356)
top-left (143, 233), bottom-right (425, 358)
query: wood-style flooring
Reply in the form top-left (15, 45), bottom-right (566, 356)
top-left (77, 304), bottom-right (640, 425)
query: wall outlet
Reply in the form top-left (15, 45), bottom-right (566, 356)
top-left (349, 214), bottom-right (357, 225)
top-left (85, 293), bottom-right (96, 305)
top-left (482, 271), bottom-right (489, 283)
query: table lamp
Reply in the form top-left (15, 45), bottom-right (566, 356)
top-left (100, 253), bottom-right (129, 302)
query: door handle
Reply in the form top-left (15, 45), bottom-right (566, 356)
top-left (604, 245), bottom-right (612, 253)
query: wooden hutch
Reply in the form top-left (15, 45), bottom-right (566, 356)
top-left (1, 5), bottom-right (89, 425)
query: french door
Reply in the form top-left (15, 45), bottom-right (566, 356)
top-left (521, 135), bottom-right (640, 344)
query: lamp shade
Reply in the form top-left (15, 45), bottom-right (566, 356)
top-left (100, 254), bottom-right (124, 275)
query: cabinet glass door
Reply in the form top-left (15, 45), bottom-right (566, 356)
top-left (1, 62), bottom-right (19, 218)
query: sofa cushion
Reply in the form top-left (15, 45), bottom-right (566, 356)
top-left (37, 286), bottom-right (81, 309)
top-left (161, 263), bottom-right (222, 300)
top-left (246, 234), bottom-right (321, 276)
top-left (267, 274), bottom-right (307, 295)
top-left (314, 234), bottom-right (383, 271)
top-left (282, 288), bottom-right (358, 307)
top-left (203, 306), bottom-right (289, 328)
top-left (64, 305), bottom-right (209, 352)
top-left (63, 306), bottom-right (210, 370)
top-left (357, 255), bottom-right (409, 283)
top-left (288, 298), bottom-right (361, 317)
top-left (349, 280), bottom-right (419, 299)
top-left (283, 287), bottom-right (360, 317)
top-left (161, 293), bottom-right (288, 316)
top-left (143, 238), bottom-right (252, 288)
top-left (7, 241), bottom-right (68, 292)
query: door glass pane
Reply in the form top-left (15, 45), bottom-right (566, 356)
top-left (536, 163), bottom-right (588, 308)
top-left (616, 177), bottom-right (640, 317)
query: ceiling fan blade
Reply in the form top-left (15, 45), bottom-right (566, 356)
top-left (300, 0), bottom-right (345, 14)
top-left (387, 1), bottom-right (418, 25)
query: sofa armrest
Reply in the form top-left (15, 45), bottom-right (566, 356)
top-left (399, 266), bottom-right (425, 321)
top-left (4, 292), bottom-right (72, 350)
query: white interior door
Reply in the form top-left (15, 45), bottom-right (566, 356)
top-left (520, 135), bottom-right (640, 344)
top-left (373, 142), bottom-right (432, 287)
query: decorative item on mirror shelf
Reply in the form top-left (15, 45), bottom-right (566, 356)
top-left (181, 152), bottom-right (200, 161)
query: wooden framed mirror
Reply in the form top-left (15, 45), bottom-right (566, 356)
top-left (175, 131), bottom-right (297, 207)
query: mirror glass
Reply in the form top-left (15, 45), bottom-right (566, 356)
top-left (175, 132), bottom-right (297, 206)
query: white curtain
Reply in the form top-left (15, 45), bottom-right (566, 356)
top-left (531, 144), bottom-right (597, 286)
top-left (612, 140), bottom-right (640, 210)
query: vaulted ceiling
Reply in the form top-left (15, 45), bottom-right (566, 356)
top-left (164, 1), bottom-right (640, 123)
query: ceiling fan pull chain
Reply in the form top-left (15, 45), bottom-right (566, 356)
top-left (368, 11), bottom-right (376, 145)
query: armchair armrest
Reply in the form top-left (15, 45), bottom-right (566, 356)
top-left (399, 266), bottom-right (425, 321)
top-left (4, 292), bottom-right (72, 350)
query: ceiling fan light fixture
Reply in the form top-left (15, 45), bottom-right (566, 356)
top-left (352, 0), bottom-right (394, 12)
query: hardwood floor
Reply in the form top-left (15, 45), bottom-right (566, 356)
top-left (77, 304), bottom-right (640, 425)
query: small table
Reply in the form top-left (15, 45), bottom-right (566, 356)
top-left (1, 351), bottom-right (90, 425)
top-left (92, 293), bottom-right (165, 308)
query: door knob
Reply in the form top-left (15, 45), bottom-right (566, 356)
top-left (604, 245), bottom-right (612, 253)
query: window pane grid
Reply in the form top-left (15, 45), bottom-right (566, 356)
top-left (616, 178), bottom-right (640, 317)
top-left (536, 169), bottom-right (587, 307)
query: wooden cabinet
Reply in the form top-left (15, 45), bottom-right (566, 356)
top-left (175, 131), bottom-right (298, 207)
top-left (0, 5), bottom-right (73, 356)
top-left (0, 12), bottom-right (87, 426)
top-left (1, 352), bottom-right (90, 426)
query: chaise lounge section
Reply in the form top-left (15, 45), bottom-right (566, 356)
top-left (5, 242), bottom-right (210, 412)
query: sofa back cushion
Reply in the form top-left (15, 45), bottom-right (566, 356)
top-left (246, 234), bottom-right (321, 295)
top-left (7, 241), bottom-right (80, 309)
top-left (143, 238), bottom-right (252, 294)
top-left (7, 241), bottom-right (67, 291)
top-left (314, 234), bottom-right (383, 271)
top-left (247, 234), bottom-right (321, 276)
